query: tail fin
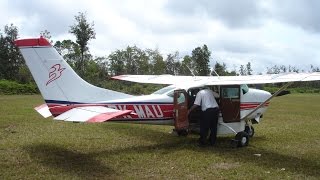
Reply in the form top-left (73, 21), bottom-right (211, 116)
top-left (15, 37), bottom-right (133, 103)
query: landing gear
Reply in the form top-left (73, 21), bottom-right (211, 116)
top-left (244, 125), bottom-right (255, 137)
top-left (231, 131), bottom-right (249, 147)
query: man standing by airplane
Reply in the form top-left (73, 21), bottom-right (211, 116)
top-left (188, 87), bottom-right (219, 146)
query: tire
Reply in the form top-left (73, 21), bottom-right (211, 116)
top-left (245, 125), bottom-right (255, 137)
top-left (235, 131), bottom-right (249, 147)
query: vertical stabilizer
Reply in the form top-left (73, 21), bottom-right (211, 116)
top-left (15, 37), bottom-right (133, 103)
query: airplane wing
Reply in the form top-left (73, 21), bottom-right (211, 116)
top-left (112, 75), bottom-right (205, 85)
top-left (53, 106), bottom-right (132, 123)
top-left (112, 72), bottom-right (320, 85)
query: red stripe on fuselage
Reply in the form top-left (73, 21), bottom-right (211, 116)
top-left (47, 103), bottom-right (174, 120)
top-left (240, 102), bottom-right (270, 110)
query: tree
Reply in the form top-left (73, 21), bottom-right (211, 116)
top-left (54, 39), bottom-right (81, 68)
top-left (212, 61), bottom-right (237, 76)
top-left (267, 65), bottom-right (281, 74)
top-left (83, 56), bottom-right (109, 85)
top-left (136, 48), bottom-right (150, 74)
top-left (94, 56), bottom-right (109, 79)
top-left (213, 62), bottom-right (225, 76)
top-left (192, 44), bottom-right (211, 76)
top-left (310, 65), bottom-right (320, 72)
top-left (40, 30), bottom-right (53, 44)
top-left (147, 49), bottom-right (165, 75)
top-left (108, 50), bottom-right (125, 76)
top-left (174, 61), bottom-right (182, 75)
top-left (279, 65), bottom-right (287, 73)
top-left (108, 46), bottom-right (153, 75)
top-left (69, 12), bottom-right (96, 76)
top-left (165, 52), bottom-right (179, 75)
top-left (152, 55), bottom-right (166, 75)
top-left (239, 62), bottom-right (253, 75)
top-left (0, 24), bottom-right (23, 81)
top-left (239, 65), bottom-right (246, 75)
top-left (180, 55), bottom-right (193, 75)
top-left (123, 46), bottom-right (138, 74)
top-left (246, 62), bottom-right (252, 75)
top-left (123, 46), bottom-right (151, 75)
top-left (288, 65), bottom-right (299, 73)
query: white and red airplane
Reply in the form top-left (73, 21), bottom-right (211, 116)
top-left (14, 37), bottom-right (320, 147)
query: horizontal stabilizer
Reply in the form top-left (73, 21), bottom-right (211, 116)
top-left (53, 106), bottom-right (132, 123)
top-left (34, 104), bottom-right (52, 118)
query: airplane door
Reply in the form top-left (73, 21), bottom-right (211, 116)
top-left (220, 85), bottom-right (240, 123)
top-left (173, 89), bottom-right (189, 130)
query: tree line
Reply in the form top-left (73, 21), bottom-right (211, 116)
top-left (0, 12), bottom-right (319, 94)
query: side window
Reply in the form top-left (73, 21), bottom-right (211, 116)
top-left (222, 88), bottom-right (240, 98)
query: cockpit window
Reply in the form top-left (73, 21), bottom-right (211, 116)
top-left (241, 84), bottom-right (249, 94)
top-left (152, 85), bottom-right (176, 95)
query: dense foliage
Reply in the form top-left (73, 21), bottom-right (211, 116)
top-left (0, 80), bottom-right (38, 95)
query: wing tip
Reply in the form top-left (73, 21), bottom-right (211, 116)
top-left (111, 75), bottom-right (127, 80)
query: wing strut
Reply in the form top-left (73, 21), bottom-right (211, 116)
top-left (210, 68), bottom-right (220, 78)
top-left (241, 82), bottom-right (294, 120)
top-left (186, 65), bottom-right (195, 77)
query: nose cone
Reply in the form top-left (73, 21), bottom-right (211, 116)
top-left (249, 88), bottom-right (272, 101)
top-left (260, 89), bottom-right (272, 100)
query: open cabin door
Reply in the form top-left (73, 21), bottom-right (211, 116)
top-left (220, 85), bottom-right (241, 123)
top-left (173, 89), bottom-right (189, 130)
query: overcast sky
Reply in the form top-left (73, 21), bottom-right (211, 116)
top-left (1, 0), bottom-right (320, 74)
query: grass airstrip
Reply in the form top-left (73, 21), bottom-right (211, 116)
top-left (0, 94), bottom-right (319, 179)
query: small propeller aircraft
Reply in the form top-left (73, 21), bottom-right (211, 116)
top-left (14, 37), bottom-right (320, 147)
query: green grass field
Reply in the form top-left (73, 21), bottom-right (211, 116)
top-left (1, 94), bottom-right (319, 179)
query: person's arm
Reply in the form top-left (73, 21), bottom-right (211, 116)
top-left (188, 90), bottom-right (202, 115)
top-left (188, 104), bottom-right (199, 115)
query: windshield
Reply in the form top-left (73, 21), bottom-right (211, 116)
top-left (241, 84), bottom-right (249, 94)
top-left (152, 85), bottom-right (176, 95)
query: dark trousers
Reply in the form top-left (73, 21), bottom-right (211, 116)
top-left (199, 107), bottom-right (219, 145)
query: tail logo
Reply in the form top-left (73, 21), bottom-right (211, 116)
top-left (46, 64), bottom-right (66, 86)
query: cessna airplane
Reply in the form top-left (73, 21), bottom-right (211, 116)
top-left (14, 37), bottom-right (320, 147)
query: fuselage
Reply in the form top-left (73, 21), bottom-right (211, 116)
top-left (46, 85), bottom-right (272, 125)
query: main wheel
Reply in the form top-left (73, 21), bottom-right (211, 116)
top-left (244, 125), bottom-right (255, 137)
top-left (235, 131), bottom-right (249, 147)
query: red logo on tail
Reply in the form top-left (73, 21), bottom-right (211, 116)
top-left (46, 64), bottom-right (66, 86)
